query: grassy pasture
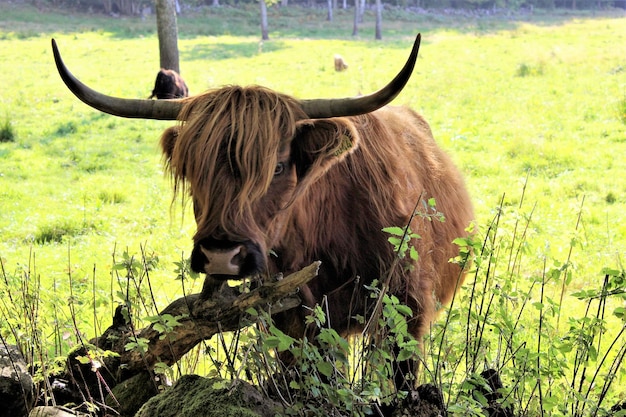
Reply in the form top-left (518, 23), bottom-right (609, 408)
top-left (1, 2), bottom-right (625, 414)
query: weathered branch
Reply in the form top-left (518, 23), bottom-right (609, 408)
top-left (99, 262), bottom-right (320, 380)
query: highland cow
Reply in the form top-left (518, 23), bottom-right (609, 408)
top-left (51, 35), bottom-right (474, 389)
top-left (334, 54), bottom-right (348, 71)
top-left (149, 68), bottom-right (189, 99)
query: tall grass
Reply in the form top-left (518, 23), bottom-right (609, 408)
top-left (425, 185), bottom-right (626, 416)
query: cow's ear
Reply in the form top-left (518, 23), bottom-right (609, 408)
top-left (160, 126), bottom-right (179, 160)
top-left (291, 118), bottom-right (360, 186)
top-left (160, 126), bottom-right (183, 177)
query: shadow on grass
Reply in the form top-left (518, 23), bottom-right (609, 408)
top-left (180, 40), bottom-right (290, 62)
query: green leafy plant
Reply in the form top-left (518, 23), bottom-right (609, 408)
top-left (0, 118), bottom-right (14, 143)
top-left (383, 225), bottom-right (420, 261)
top-left (422, 188), bottom-right (626, 417)
top-left (515, 61), bottom-right (546, 77)
top-left (145, 313), bottom-right (187, 341)
top-left (34, 220), bottom-right (94, 244)
top-left (240, 297), bottom-right (411, 416)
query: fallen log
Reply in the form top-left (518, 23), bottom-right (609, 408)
top-left (56, 262), bottom-right (320, 413)
top-left (118, 261), bottom-right (320, 376)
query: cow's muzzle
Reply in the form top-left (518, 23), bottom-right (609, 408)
top-left (190, 238), bottom-right (265, 279)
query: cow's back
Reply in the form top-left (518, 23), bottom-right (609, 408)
top-left (281, 106), bottom-right (473, 339)
top-left (356, 106), bottom-right (474, 307)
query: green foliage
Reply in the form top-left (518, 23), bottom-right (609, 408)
top-left (424, 191), bottom-right (626, 417)
top-left (145, 313), bottom-right (187, 340)
top-left (125, 337), bottom-right (151, 354)
top-left (29, 0), bottom-right (626, 14)
top-left (383, 198), bottom-right (445, 262)
top-left (173, 254), bottom-right (200, 282)
top-left (54, 121), bottom-right (78, 136)
top-left (98, 189), bottom-right (126, 204)
top-left (111, 248), bottom-right (161, 329)
top-left (34, 220), bottom-right (94, 244)
top-left (219, 204), bottom-right (625, 415)
top-left (515, 61), bottom-right (546, 77)
top-left (74, 343), bottom-right (120, 367)
top-left (0, 118), bottom-right (15, 143)
top-left (383, 225), bottom-right (420, 261)
top-left (239, 291), bottom-right (418, 416)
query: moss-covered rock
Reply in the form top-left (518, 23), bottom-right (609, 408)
top-left (107, 371), bottom-right (159, 417)
top-left (1, 344), bottom-right (35, 417)
top-left (135, 375), bottom-right (281, 417)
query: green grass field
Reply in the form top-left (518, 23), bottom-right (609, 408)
top-left (1, 2), bottom-right (625, 414)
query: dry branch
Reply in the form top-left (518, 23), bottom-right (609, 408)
top-left (95, 261), bottom-right (320, 380)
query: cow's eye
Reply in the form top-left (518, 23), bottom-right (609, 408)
top-left (274, 162), bottom-right (285, 176)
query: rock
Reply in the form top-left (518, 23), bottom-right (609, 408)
top-left (375, 384), bottom-right (447, 417)
top-left (135, 375), bottom-right (282, 417)
top-left (29, 406), bottom-right (90, 417)
top-left (105, 371), bottom-right (159, 417)
top-left (390, 384), bottom-right (447, 417)
top-left (0, 344), bottom-right (35, 417)
top-left (478, 369), bottom-right (514, 417)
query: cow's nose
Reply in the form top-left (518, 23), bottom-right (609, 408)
top-left (198, 244), bottom-right (247, 276)
top-left (190, 238), bottom-right (265, 278)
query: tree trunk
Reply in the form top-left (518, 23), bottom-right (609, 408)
top-left (375, 0), bottom-right (382, 40)
top-left (327, 0), bottom-right (333, 21)
top-left (117, 0), bottom-right (139, 15)
top-left (359, 0), bottom-right (365, 23)
top-left (155, 0), bottom-right (181, 73)
top-left (260, 0), bottom-right (269, 40)
top-left (352, 0), bottom-right (359, 36)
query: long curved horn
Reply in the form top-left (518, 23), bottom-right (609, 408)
top-left (52, 34), bottom-right (420, 121)
top-left (299, 33), bottom-right (421, 118)
top-left (51, 39), bottom-right (183, 120)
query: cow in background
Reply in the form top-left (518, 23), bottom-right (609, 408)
top-left (334, 54), bottom-right (348, 71)
top-left (149, 68), bottom-right (189, 99)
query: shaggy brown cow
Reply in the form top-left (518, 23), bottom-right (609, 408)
top-left (334, 54), bottom-right (348, 71)
top-left (51, 35), bottom-right (474, 389)
top-left (149, 68), bottom-right (189, 99)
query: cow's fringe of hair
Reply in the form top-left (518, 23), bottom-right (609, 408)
top-left (162, 85), bottom-right (307, 241)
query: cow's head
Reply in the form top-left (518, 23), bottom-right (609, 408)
top-left (51, 35), bottom-right (421, 279)
top-left (159, 87), bottom-right (364, 278)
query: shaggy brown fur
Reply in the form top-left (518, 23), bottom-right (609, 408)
top-left (334, 54), bottom-right (348, 71)
top-left (161, 85), bottom-right (474, 386)
top-left (149, 69), bottom-right (189, 100)
top-left (162, 86), bottom-right (308, 252)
